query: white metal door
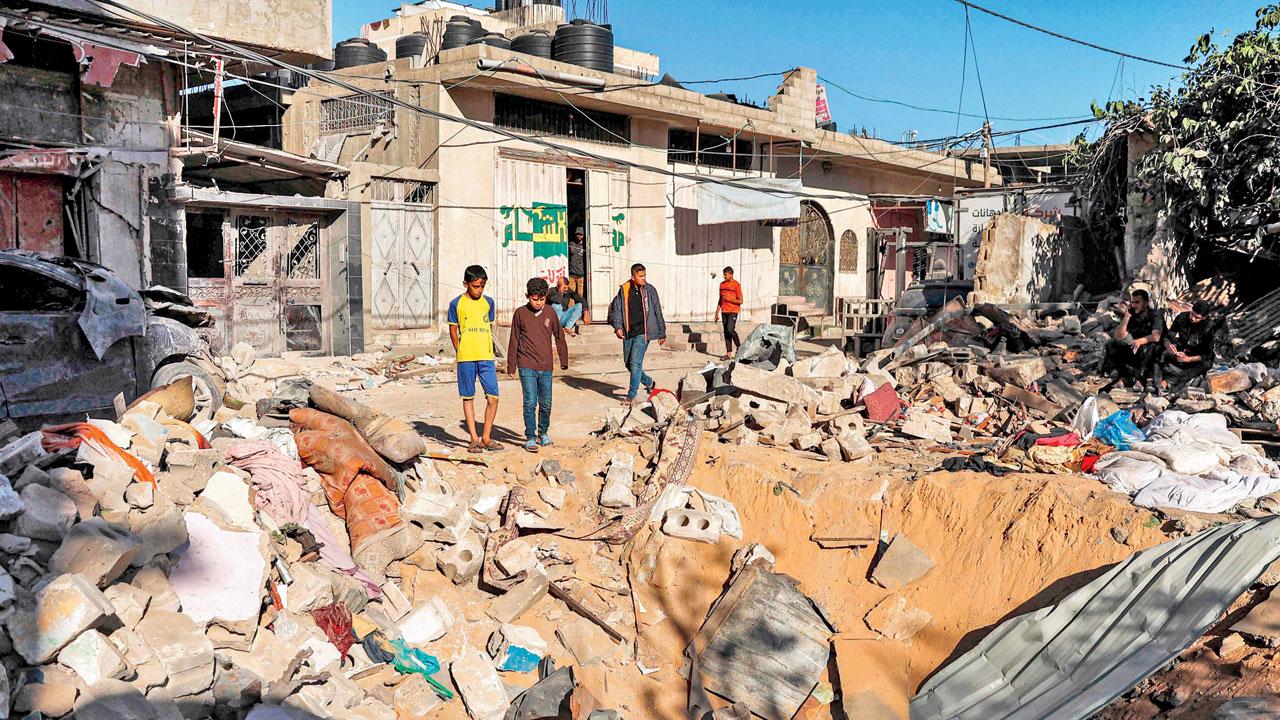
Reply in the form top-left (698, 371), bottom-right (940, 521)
top-left (494, 158), bottom-right (569, 316)
top-left (371, 202), bottom-right (436, 329)
top-left (588, 169), bottom-right (629, 311)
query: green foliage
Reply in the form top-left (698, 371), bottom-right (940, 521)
top-left (1077, 5), bottom-right (1280, 252)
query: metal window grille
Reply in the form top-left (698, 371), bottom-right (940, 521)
top-left (234, 216), bottom-right (270, 278)
top-left (320, 91), bottom-right (395, 134)
top-left (287, 223), bottom-right (320, 279)
top-left (494, 93), bottom-right (630, 145)
top-left (371, 178), bottom-right (434, 204)
top-left (839, 229), bottom-right (858, 272)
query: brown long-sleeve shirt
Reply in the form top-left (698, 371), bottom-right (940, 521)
top-left (507, 304), bottom-right (569, 372)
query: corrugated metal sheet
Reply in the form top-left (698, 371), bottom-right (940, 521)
top-left (911, 517), bottom-right (1280, 720)
top-left (1229, 286), bottom-right (1280, 352)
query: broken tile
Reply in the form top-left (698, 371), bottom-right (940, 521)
top-left (169, 512), bottom-right (269, 630)
top-left (7, 573), bottom-right (117, 664)
top-left (870, 533), bottom-right (935, 590)
top-left (49, 518), bottom-right (143, 588)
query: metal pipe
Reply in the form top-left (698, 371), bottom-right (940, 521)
top-left (476, 58), bottom-right (606, 89)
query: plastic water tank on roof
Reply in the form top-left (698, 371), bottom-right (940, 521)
top-left (441, 16), bottom-right (484, 51)
top-left (334, 38), bottom-right (387, 69)
top-left (551, 20), bottom-right (614, 73)
top-left (510, 30), bottom-right (553, 58)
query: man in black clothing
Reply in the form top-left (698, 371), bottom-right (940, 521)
top-left (1157, 299), bottom-right (1217, 392)
top-left (1101, 289), bottom-right (1163, 390)
top-left (547, 276), bottom-right (589, 335)
top-left (567, 227), bottom-right (587, 296)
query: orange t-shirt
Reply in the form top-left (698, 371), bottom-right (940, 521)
top-left (718, 279), bottom-right (743, 314)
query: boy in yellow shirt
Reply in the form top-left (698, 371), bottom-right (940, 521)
top-left (449, 265), bottom-right (500, 452)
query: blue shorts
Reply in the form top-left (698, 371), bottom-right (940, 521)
top-left (457, 360), bottom-right (499, 400)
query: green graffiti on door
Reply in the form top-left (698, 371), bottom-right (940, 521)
top-left (610, 212), bottom-right (626, 251)
top-left (500, 202), bottom-right (568, 259)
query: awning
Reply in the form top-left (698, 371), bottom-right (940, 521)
top-left (695, 178), bottom-right (802, 225)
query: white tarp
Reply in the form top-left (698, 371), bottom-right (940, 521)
top-left (695, 178), bottom-right (803, 225)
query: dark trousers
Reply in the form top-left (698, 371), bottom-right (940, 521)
top-left (1102, 340), bottom-right (1158, 384)
top-left (1155, 351), bottom-right (1212, 392)
top-left (722, 312), bottom-right (741, 353)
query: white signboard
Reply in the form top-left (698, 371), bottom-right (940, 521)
top-left (955, 188), bottom-right (1077, 281)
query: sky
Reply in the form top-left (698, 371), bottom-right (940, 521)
top-left (332, 0), bottom-right (1264, 148)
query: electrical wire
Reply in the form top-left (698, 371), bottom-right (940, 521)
top-left (965, 7), bottom-right (990, 126)
top-left (954, 6), bottom-right (969, 138)
top-left (952, 0), bottom-right (1190, 70)
top-left (817, 74), bottom-right (1092, 123)
top-left (74, 0), bottom-right (982, 204)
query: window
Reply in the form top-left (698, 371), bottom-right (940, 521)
top-left (0, 265), bottom-right (81, 312)
top-left (286, 223), bottom-right (320, 280)
top-left (839, 229), bottom-right (858, 272)
top-left (234, 216), bottom-right (270, 278)
top-left (494, 94), bottom-right (630, 145)
top-left (371, 178), bottom-right (435, 204)
top-left (285, 304), bottom-right (323, 351)
top-left (185, 212), bottom-right (225, 279)
top-left (667, 129), bottom-right (754, 170)
top-left (320, 91), bottom-right (395, 134)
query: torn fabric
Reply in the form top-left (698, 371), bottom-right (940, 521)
top-left (911, 517), bottom-right (1280, 720)
top-left (696, 178), bottom-right (802, 225)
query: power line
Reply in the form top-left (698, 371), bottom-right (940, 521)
top-left (954, 6), bottom-right (969, 138)
top-left (76, 0), bottom-right (982, 204)
top-left (952, 0), bottom-right (1190, 70)
top-left (965, 6), bottom-right (990, 126)
top-left (817, 74), bottom-right (1090, 123)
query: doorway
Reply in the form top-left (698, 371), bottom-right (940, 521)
top-left (778, 201), bottom-right (835, 312)
top-left (566, 168), bottom-right (588, 312)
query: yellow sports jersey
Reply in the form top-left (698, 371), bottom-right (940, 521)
top-left (448, 294), bottom-right (496, 362)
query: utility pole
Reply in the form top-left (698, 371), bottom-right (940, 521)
top-left (981, 120), bottom-right (993, 188)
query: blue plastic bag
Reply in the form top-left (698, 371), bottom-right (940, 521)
top-left (1094, 410), bottom-right (1145, 450)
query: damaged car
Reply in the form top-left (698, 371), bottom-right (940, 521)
top-left (0, 250), bottom-right (223, 426)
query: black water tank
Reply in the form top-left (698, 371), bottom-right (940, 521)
top-left (511, 30), bottom-right (553, 58)
top-left (334, 38), bottom-right (386, 69)
top-left (396, 33), bottom-right (430, 59)
top-left (552, 20), bottom-right (613, 72)
top-left (441, 16), bottom-right (484, 51)
top-left (469, 32), bottom-right (512, 49)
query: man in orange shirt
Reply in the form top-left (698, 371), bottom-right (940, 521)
top-left (714, 266), bottom-right (743, 360)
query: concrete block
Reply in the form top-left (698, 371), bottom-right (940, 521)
top-left (495, 537), bottom-right (540, 577)
top-left (486, 569), bottom-right (548, 623)
top-left (954, 363), bottom-right (981, 385)
top-left (983, 356), bottom-right (1047, 387)
top-left (899, 411), bottom-right (953, 443)
top-left (600, 454), bottom-right (636, 509)
top-left (127, 503), bottom-right (189, 567)
top-left (864, 594), bottom-right (932, 641)
top-left (792, 432), bottom-right (823, 451)
top-left (48, 467), bottom-right (99, 519)
top-left (731, 363), bottom-right (813, 406)
top-left (16, 483), bottom-right (77, 541)
top-left (820, 438), bottom-right (843, 461)
top-left (661, 508), bottom-right (723, 543)
top-left (1209, 369), bottom-right (1253, 395)
top-left (49, 518), bottom-right (142, 587)
top-left (131, 565), bottom-right (181, 612)
top-left (437, 530), bottom-right (484, 584)
top-left (401, 492), bottom-right (470, 544)
top-left (538, 486), bottom-right (566, 509)
top-left (164, 448), bottom-right (224, 500)
top-left (837, 428), bottom-right (874, 461)
top-left (7, 573), bottom-right (117, 664)
top-left (537, 459), bottom-right (563, 483)
top-left (0, 473), bottom-right (22, 521)
top-left (398, 597), bottom-right (453, 646)
top-left (136, 609), bottom-right (216, 677)
top-left (196, 471), bottom-right (257, 530)
top-left (792, 346), bottom-right (846, 379)
top-left (105, 583), bottom-right (152, 628)
top-left (451, 651), bottom-right (509, 720)
top-left (58, 628), bottom-right (128, 685)
top-left (870, 533), bottom-right (935, 589)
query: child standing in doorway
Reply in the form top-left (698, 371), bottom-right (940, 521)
top-left (449, 265), bottom-right (501, 453)
top-left (507, 277), bottom-right (570, 452)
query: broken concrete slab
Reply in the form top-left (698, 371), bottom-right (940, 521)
top-left (48, 467), bottom-right (100, 519)
top-left (730, 363), bottom-right (813, 407)
top-left (127, 502), bottom-right (189, 568)
top-left (437, 530), bottom-right (484, 584)
top-left (555, 616), bottom-right (617, 666)
top-left (104, 583), bottom-right (151, 628)
top-left (983, 356), bottom-right (1047, 387)
top-left (398, 597), bottom-right (453, 646)
top-left (8, 573), bottom-right (117, 664)
top-left (74, 677), bottom-right (163, 720)
top-left (16, 482), bottom-right (78, 541)
top-left (170, 511), bottom-right (269, 631)
top-left (487, 569), bottom-right (549, 623)
top-left (1209, 697), bottom-right (1280, 719)
top-left (792, 346), bottom-right (846, 380)
top-left (135, 609), bottom-right (216, 679)
top-left (14, 677), bottom-right (79, 718)
top-left (451, 650), bottom-right (510, 720)
top-left (899, 411), bottom-right (953, 444)
top-left (392, 673), bottom-right (443, 719)
top-left (131, 565), bottom-right (181, 613)
top-left (865, 594), bottom-right (932, 641)
top-left (870, 534), bottom-right (935, 590)
top-left (195, 471), bottom-right (257, 531)
top-left (49, 518), bottom-right (143, 587)
top-left (58, 628), bottom-right (128, 685)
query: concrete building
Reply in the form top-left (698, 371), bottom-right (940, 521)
top-left (0, 0), bottom-right (366, 355)
top-left (284, 4), bottom-right (996, 345)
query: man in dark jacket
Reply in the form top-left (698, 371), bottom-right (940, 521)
top-left (607, 263), bottom-right (667, 404)
top-left (1156, 299), bottom-right (1217, 393)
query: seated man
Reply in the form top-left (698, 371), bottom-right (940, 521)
top-left (1101, 289), bottom-right (1163, 390)
top-left (1156, 299), bottom-right (1216, 392)
top-left (547, 276), bottom-right (589, 335)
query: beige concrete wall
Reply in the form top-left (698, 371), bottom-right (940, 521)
top-left (120, 0), bottom-right (331, 60)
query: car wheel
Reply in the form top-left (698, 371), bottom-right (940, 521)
top-left (151, 361), bottom-right (222, 421)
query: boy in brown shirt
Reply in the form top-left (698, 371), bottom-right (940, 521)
top-left (507, 277), bottom-right (570, 452)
